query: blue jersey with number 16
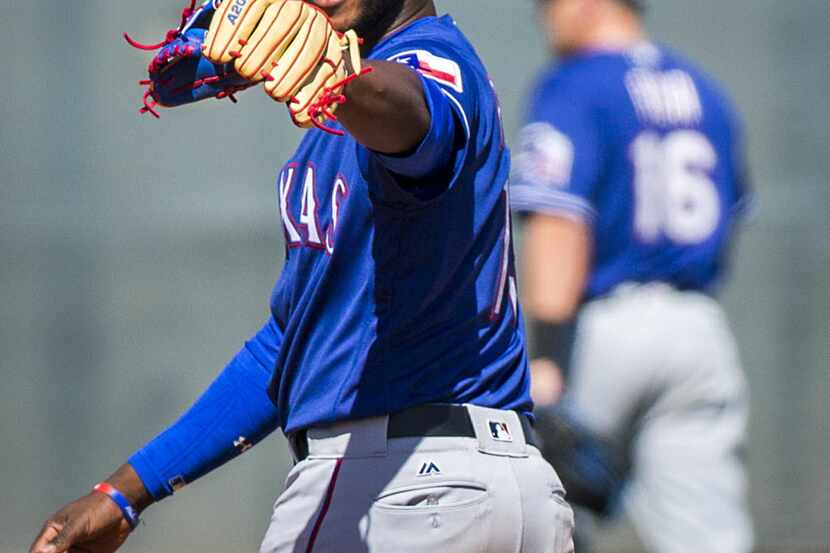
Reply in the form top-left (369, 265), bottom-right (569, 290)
top-left (511, 43), bottom-right (750, 300)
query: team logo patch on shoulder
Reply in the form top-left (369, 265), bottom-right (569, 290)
top-left (488, 420), bottom-right (513, 442)
top-left (514, 122), bottom-right (574, 188)
top-left (389, 50), bottom-right (464, 93)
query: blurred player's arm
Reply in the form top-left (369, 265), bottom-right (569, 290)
top-left (511, 78), bottom-right (603, 403)
top-left (522, 214), bottom-right (591, 404)
top-left (523, 214), bottom-right (591, 324)
top-left (522, 217), bottom-right (629, 517)
top-left (30, 317), bottom-right (284, 553)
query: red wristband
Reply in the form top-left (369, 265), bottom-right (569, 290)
top-left (92, 482), bottom-right (140, 529)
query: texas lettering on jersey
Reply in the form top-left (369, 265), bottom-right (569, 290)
top-left (278, 162), bottom-right (348, 255)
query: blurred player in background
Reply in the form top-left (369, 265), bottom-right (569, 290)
top-left (511, 0), bottom-right (754, 552)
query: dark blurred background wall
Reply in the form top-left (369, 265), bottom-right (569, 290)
top-left (1, 1), bottom-right (828, 551)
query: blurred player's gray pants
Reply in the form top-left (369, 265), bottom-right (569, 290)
top-left (569, 283), bottom-right (753, 553)
top-left (260, 405), bottom-right (575, 553)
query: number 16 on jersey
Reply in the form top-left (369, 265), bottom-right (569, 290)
top-left (630, 130), bottom-right (721, 245)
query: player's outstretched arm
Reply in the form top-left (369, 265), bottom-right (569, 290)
top-left (29, 317), bottom-right (284, 553)
top-left (200, 1), bottom-right (433, 154)
top-left (336, 60), bottom-right (432, 154)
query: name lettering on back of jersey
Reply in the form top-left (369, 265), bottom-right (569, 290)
top-left (625, 69), bottom-right (702, 126)
top-left (389, 50), bottom-right (464, 93)
top-left (625, 42), bottom-right (662, 68)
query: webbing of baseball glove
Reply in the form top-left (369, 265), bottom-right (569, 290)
top-left (125, 0), bottom-right (254, 117)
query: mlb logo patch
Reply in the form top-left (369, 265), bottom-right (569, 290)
top-left (488, 420), bottom-right (513, 442)
top-left (389, 50), bottom-right (464, 93)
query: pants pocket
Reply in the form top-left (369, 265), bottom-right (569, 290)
top-left (367, 480), bottom-right (491, 553)
top-left (551, 491), bottom-right (576, 553)
top-left (374, 480), bottom-right (488, 510)
top-left (516, 456), bottom-right (575, 553)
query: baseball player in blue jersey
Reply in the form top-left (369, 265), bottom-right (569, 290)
top-left (30, 2), bottom-right (575, 553)
top-left (512, 1), bottom-right (753, 553)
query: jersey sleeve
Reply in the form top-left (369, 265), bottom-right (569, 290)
top-left (371, 72), bottom-right (459, 181)
top-left (510, 74), bottom-right (604, 224)
top-left (128, 317), bottom-right (282, 500)
top-left (358, 41), bottom-right (481, 207)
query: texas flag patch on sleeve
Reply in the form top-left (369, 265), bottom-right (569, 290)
top-left (389, 50), bottom-right (464, 94)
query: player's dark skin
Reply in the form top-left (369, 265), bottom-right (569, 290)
top-left (29, 1), bottom-right (437, 553)
top-left (330, 0), bottom-right (437, 154)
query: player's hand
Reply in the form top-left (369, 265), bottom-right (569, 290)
top-left (202, 0), bottom-right (363, 131)
top-left (530, 357), bottom-right (565, 406)
top-left (30, 465), bottom-right (150, 553)
top-left (29, 492), bottom-right (133, 553)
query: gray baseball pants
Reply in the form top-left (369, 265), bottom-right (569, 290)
top-left (259, 405), bottom-right (575, 553)
top-left (569, 283), bottom-right (753, 553)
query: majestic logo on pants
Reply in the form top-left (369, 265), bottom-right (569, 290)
top-left (417, 461), bottom-right (441, 476)
top-left (488, 420), bottom-right (513, 442)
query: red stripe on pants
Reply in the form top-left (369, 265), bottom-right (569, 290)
top-left (305, 458), bottom-right (344, 553)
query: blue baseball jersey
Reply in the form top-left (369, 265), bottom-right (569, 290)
top-left (511, 44), bottom-right (750, 300)
top-left (269, 15), bottom-right (529, 433)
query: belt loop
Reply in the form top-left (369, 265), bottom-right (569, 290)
top-left (465, 404), bottom-right (529, 458)
top-left (287, 430), bottom-right (308, 464)
top-left (306, 415), bottom-right (390, 459)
